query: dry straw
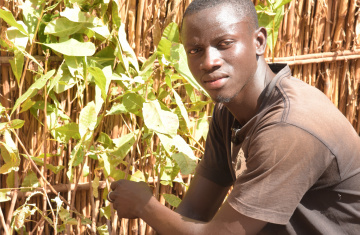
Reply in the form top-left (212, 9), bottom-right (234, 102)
top-left (0, 0), bottom-right (359, 234)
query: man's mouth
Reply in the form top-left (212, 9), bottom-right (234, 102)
top-left (202, 76), bottom-right (229, 89)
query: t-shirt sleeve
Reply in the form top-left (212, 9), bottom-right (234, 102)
top-left (227, 122), bottom-right (335, 224)
top-left (196, 104), bottom-right (234, 187)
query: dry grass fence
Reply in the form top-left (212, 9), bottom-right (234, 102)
top-left (0, 0), bottom-right (359, 234)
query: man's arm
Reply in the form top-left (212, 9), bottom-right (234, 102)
top-left (110, 179), bottom-right (267, 235)
top-left (175, 174), bottom-right (230, 222)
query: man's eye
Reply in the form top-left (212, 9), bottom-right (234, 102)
top-left (219, 41), bottom-right (233, 46)
top-left (189, 49), bottom-right (199, 54)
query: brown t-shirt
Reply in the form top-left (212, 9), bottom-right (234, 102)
top-left (196, 64), bottom-right (360, 234)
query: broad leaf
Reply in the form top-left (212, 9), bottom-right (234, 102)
top-left (79, 101), bottom-right (97, 138)
top-left (89, 67), bottom-right (107, 101)
top-left (97, 224), bottom-right (109, 235)
top-left (143, 100), bottom-right (179, 136)
top-left (119, 23), bottom-right (139, 72)
top-left (0, 189), bottom-right (11, 202)
top-left (123, 93), bottom-right (145, 117)
top-left (43, 39), bottom-right (96, 56)
top-left (106, 103), bottom-right (127, 116)
top-left (59, 207), bottom-right (78, 225)
top-left (11, 70), bottom-right (55, 115)
top-left (100, 205), bottom-right (111, 219)
top-left (54, 123), bottom-right (81, 142)
top-left (173, 89), bottom-right (190, 127)
top-left (162, 22), bottom-right (180, 42)
top-left (9, 49), bottom-right (24, 83)
top-left (44, 17), bottom-right (84, 37)
top-left (60, 7), bottom-right (103, 25)
top-left (171, 152), bottom-right (196, 175)
top-left (129, 170), bottom-right (146, 182)
top-left (0, 9), bottom-right (28, 35)
top-left (170, 43), bottom-right (210, 97)
top-left (110, 133), bottom-right (135, 160)
top-left (6, 25), bottom-right (29, 49)
top-left (21, 170), bottom-right (40, 192)
top-left (163, 194), bottom-right (182, 207)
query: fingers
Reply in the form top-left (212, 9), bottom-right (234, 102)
top-left (109, 191), bottom-right (116, 202)
top-left (110, 181), bottom-right (118, 191)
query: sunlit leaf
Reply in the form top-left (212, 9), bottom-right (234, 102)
top-left (195, 112), bottom-right (209, 142)
top-left (54, 123), bottom-right (81, 142)
top-left (163, 193), bottom-right (182, 207)
top-left (60, 7), bottom-right (103, 25)
top-left (143, 100), bottom-right (179, 136)
top-left (0, 189), bottom-right (11, 202)
top-left (97, 224), bottom-right (109, 235)
top-left (43, 39), bottom-right (96, 56)
top-left (0, 9), bottom-right (28, 35)
top-left (162, 22), bottom-right (180, 42)
top-left (11, 70), bottom-right (55, 115)
top-left (129, 170), bottom-right (145, 182)
top-left (79, 101), bottom-right (97, 138)
top-left (44, 17), bottom-right (84, 37)
top-left (9, 49), bottom-right (24, 83)
top-left (21, 170), bottom-right (40, 192)
top-left (106, 103), bottom-right (127, 116)
top-left (123, 93), bottom-right (145, 117)
top-left (59, 207), bottom-right (78, 225)
top-left (119, 23), bottom-right (139, 72)
top-left (109, 132), bottom-right (135, 160)
top-left (14, 206), bottom-right (31, 230)
top-left (171, 152), bottom-right (196, 175)
top-left (173, 89), bottom-right (190, 127)
top-left (170, 43), bottom-right (210, 97)
top-left (19, 98), bottom-right (35, 113)
top-left (100, 205), bottom-right (111, 219)
top-left (89, 67), bottom-right (107, 101)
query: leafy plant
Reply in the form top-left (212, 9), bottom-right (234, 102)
top-left (0, 0), bottom-right (211, 233)
top-left (255, 0), bottom-right (292, 61)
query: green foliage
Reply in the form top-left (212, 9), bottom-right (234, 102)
top-left (0, 1), bottom-right (214, 232)
top-left (255, 0), bottom-right (292, 55)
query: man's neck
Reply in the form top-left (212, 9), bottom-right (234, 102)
top-left (222, 57), bottom-right (276, 126)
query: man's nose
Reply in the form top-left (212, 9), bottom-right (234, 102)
top-left (199, 47), bottom-right (222, 71)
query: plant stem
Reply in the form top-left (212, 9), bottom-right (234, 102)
top-left (0, 207), bottom-right (9, 235)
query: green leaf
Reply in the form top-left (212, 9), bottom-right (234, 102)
top-left (119, 23), bottom-right (139, 72)
top-left (21, 0), bottom-right (42, 40)
top-left (170, 43), bottom-right (210, 97)
top-left (21, 170), bottom-right (40, 192)
top-left (59, 207), bottom-right (78, 225)
top-left (111, 1), bottom-right (121, 29)
top-left (54, 123), bottom-right (81, 142)
top-left (11, 70), bottom-right (55, 115)
top-left (188, 100), bottom-right (212, 112)
top-left (97, 224), bottom-right (109, 235)
top-left (123, 93), bottom-right (145, 117)
top-left (162, 22), bottom-right (179, 42)
top-left (163, 193), bottom-right (182, 207)
top-left (157, 38), bottom-right (172, 60)
top-left (46, 164), bottom-right (65, 174)
top-left (9, 50), bottom-right (24, 84)
top-left (88, 67), bottom-right (107, 100)
top-left (140, 52), bottom-right (157, 75)
top-left (106, 103), bottom-right (127, 116)
top-left (87, 25), bottom-right (111, 41)
top-left (110, 133), bottom-right (135, 160)
top-left (0, 9), bottom-right (28, 35)
top-left (195, 112), bottom-right (209, 141)
top-left (6, 25), bottom-right (29, 49)
top-left (100, 205), bottom-right (111, 219)
top-left (97, 132), bottom-right (114, 149)
top-left (143, 100), bottom-right (179, 136)
top-left (171, 152), bottom-right (196, 175)
top-left (14, 205), bottom-right (31, 230)
top-left (173, 89), bottom-right (190, 127)
top-left (83, 164), bottom-right (89, 177)
top-left (19, 99), bottom-right (36, 113)
top-left (8, 119), bottom-right (25, 129)
top-left (43, 38), bottom-right (96, 56)
top-left (129, 170), bottom-right (145, 182)
top-left (79, 101), bottom-right (97, 138)
top-left (273, 0), bottom-right (293, 9)
top-left (0, 189), bottom-right (11, 202)
top-left (92, 175), bottom-right (100, 198)
top-left (44, 17), bottom-right (84, 37)
top-left (60, 7), bottom-right (103, 25)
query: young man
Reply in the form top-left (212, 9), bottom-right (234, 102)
top-left (109, 0), bottom-right (360, 234)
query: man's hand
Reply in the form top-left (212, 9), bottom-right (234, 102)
top-left (109, 180), bottom-right (154, 219)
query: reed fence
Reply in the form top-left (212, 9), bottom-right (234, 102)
top-left (0, 0), bottom-right (359, 234)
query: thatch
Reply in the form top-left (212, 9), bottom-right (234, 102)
top-left (0, 0), bottom-right (359, 234)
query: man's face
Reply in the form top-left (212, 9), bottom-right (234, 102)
top-left (181, 4), bottom-right (258, 103)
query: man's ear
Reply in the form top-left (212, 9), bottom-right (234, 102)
top-left (255, 27), bottom-right (267, 56)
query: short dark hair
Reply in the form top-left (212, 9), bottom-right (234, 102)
top-left (182, 0), bottom-right (259, 30)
